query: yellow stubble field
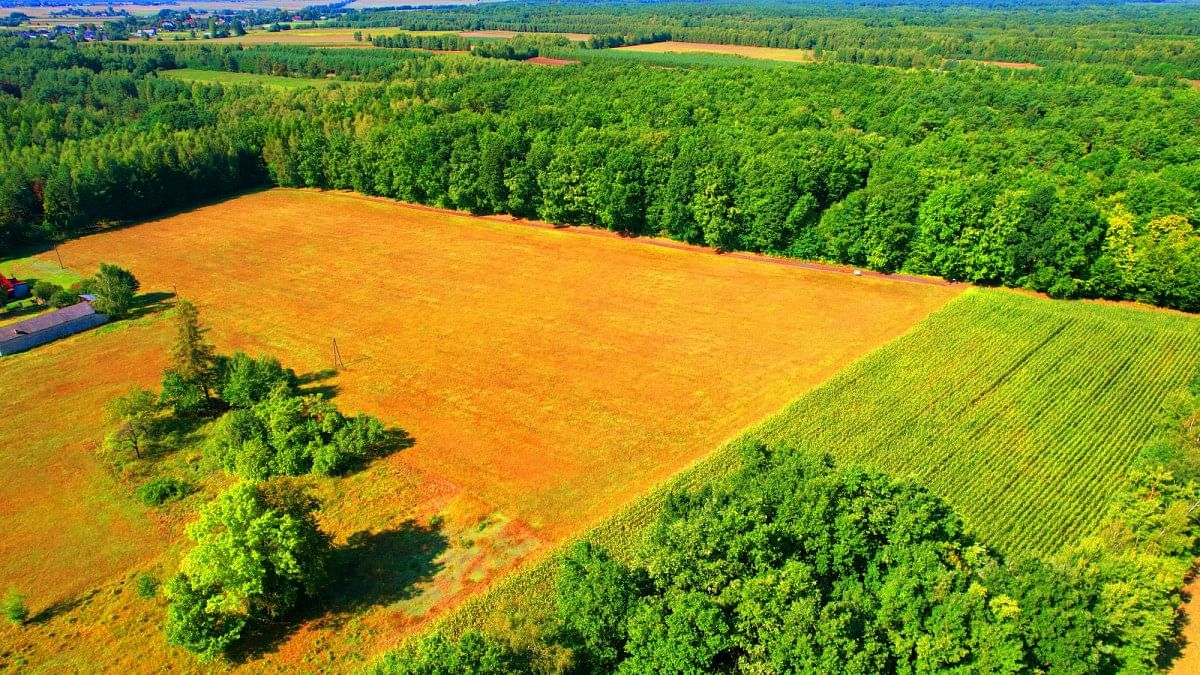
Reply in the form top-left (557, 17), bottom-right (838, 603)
top-left (0, 188), bottom-right (959, 668)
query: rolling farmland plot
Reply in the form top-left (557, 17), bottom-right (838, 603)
top-left (0, 189), bottom-right (957, 668)
top-left (753, 289), bottom-right (1200, 555)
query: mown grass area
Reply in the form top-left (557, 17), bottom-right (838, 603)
top-left (427, 288), bottom-right (1200, 641)
top-left (158, 68), bottom-right (352, 90)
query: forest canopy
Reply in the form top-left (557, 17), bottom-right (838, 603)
top-left (1, 14), bottom-right (1199, 310)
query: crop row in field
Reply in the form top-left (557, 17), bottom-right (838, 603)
top-left (429, 289), bottom-right (1200, 640)
top-left (753, 289), bottom-right (1200, 555)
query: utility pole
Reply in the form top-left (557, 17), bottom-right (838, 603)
top-left (331, 338), bottom-right (345, 370)
top-left (54, 246), bottom-right (64, 269)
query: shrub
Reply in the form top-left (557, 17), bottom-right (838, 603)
top-left (3, 590), bottom-right (28, 626)
top-left (32, 281), bottom-right (62, 305)
top-left (49, 288), bottom-right (77, 308)
top-left (137, 573), bottom-right (159, 599)
top-left (135, 477), bottom-right (192, 506)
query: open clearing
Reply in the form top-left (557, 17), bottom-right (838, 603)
top-left (615, 41), bottom-right (815, 62)
top-left (159, 68), bottom-right (351, 89)
top-left (0, 188), bottom-right (957, 668)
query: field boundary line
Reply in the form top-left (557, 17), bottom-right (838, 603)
top-left (309, 189), bottom-right (955, 288)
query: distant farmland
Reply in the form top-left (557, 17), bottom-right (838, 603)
top-left (614, 41), bottom-right (816, 63)
top-left (0, 189), bottom-right (957, 668)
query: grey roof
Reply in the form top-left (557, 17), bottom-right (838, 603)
top-left (0, 302), bottom-right (97, 344)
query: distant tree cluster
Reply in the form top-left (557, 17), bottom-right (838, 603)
top-left (385, 434), bottom-right (1200, 673)
top-left (371, 32), bottom-right (469, 51)
top-left (332, 1), bottom-right (1200, 79)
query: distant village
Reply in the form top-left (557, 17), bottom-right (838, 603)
top-left (5, 1), bottom-right (352, 41)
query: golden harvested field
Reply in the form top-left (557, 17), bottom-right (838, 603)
top-left (615, 40), bottom-right (816, 62)
top-left (0, 189), bottom-right (958, 668)
top-left (460, 30), bottom-right (591, 41)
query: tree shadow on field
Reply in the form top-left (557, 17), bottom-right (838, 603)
top-left (127, 290), bottom-right (176, 320)
top-left (227, 520), bottom-right (448, 663)
top-left (29, 588), bottom-right (99, 625)
top-left (1159, 575), bottom-right (1195, 669)
top-left (297, 368), bottom-right (340, 400)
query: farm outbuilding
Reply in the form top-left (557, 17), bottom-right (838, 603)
top-left (0, 301), bottom-right (108, 356)
top-left (1, 275), bottom-right (29, 300)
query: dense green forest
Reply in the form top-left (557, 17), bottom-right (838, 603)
top-left (336, 0), bottom-right (1200, 78)
top-left (2, 37), bottom-right (1198, 309)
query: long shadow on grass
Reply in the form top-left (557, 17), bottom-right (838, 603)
top-left (297, 368), bottom-right (340, 400)
top-left (127, 290), bottom-right (177, 320)
top-left (29, 588), bottom-right (100, 625)
top-left (228, 520), bottom-right (448, 663)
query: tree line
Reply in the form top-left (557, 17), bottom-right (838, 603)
top-left (2, 40), bottom-right (1199, 310)
top-left (329, 0), bottom-right (1200, 79)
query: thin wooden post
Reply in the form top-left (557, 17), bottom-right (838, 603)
top-left (54, 246), bottom-right (64, 269)
top-left (332, 338), bottom-right (345, 370)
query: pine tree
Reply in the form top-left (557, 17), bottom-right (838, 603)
top-left (171, 299), bottom-right (217, 397)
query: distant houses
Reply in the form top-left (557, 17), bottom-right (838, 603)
top-left (0, 298), bottom-right (108, 356)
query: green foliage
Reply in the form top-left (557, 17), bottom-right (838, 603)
top-left (373, 631), bottom-right (528, 675)
top-left (135, 476), bottom-right (192, 506)
top-left (207, 388), bottom-right (390, 480)
top-left (104, 385), bottom-right (160, 460)
top-left (217, 351), bottom-right (297, 408)
top-left (31, 280), bottom-right (62, 305)
top-left (86, 263), bottom-right (139, 319)
top-left (158, 369), bottom-right (208, 416)
top-left (165, 481), bottom-right (330, 661)
top-left (137, 573), bottom-right (159, 599)
top-left (48, 288), bottom-right (77, 308)
top-left (2, 590), bottom-right (28, 626)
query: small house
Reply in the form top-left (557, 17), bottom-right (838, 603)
top-left (0, 300), bottom-right (108, 356)
top-left (0, 275), bottom-right (29, 300)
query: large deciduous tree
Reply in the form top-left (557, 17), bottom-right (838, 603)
top-left (165, 481), bottom-right (330, 661)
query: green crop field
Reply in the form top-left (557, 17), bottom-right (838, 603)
top-left (158, 68), bottom-right (351, 90)
top-left (751, 289), bottom-right (1200, 555)
top-left (430, 288), bottom-right (1200, 641)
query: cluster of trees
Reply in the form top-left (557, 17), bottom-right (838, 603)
top-left (99, 299), bottom-right (401, 661)
top-left (370, 32), bottom-right (469, 51)
top-left (3, 41), bottom-right (1199, 310)
top-left (207, 383), bottom-right (388, 479)
top-left (332, 0), bottom-right (1200, 79)
top-left (388, 421), bottom-right (1200, 673)
top-left (157, 300), bottom-right (390, 478)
